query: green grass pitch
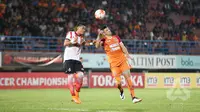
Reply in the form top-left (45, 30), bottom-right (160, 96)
top-left (0, 88), bottom-right (199, 112)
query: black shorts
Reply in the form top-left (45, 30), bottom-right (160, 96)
top-left (63, 60), bottom-right (84, 74)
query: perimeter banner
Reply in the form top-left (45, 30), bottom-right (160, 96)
top-left (89, 72), bottom-right (145, 88)
top-left (0, 72), bottom-right (89, 89)
top-left (145, 73), bottom-right (199, 88)
top-left (3, 52), bottom-right (200, 70)
top-left (2, 52), bottom-right (62, 67)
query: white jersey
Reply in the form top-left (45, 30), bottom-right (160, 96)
top-left (63, 31), bottom-right (84, 61)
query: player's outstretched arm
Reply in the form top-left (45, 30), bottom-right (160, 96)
top-left (63, 38), bottom-right (80, 47)
top-left (95, 34), bottom-right (102, 48)
top-left (119, 42), bottom-right (131, 59)
top-left (81, 40), bottom-right (95, 46)
top-left (95, 29), bottom-right (105, 48)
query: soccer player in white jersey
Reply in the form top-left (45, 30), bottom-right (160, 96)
top-left (63, 23), bottom-right (86, 104)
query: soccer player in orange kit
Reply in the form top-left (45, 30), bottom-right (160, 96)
top-left (95, 25), bottom-right (142, 103)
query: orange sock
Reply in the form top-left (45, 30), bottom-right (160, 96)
top-left (126, 77), bottom-right (135, 97)
top-left (115, 77), bottom-right (123, 92)
top-left (75, 90), bottom-right (79, 97)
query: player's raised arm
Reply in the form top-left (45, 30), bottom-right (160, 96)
top-left (95, 34), bottom-right (102, 48)
top-left (119, 42), bottom-right (131, 59)
top-left (95, 29), bottom-right (104, 48)
top-left (81, 39), bottom-right (95, 46)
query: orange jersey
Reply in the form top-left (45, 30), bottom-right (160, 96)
top-left (101, 35), bottom-right (127, 67)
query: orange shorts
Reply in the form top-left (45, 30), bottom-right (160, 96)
top-left (110, 60), bottom-right (130, 78)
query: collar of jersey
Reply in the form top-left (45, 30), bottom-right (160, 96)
top-left (75, 32), bottom-right (80, 36)
top-left (107, 36), bottom-right (112, 39)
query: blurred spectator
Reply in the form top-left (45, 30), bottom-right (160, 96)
top-left (0, 0), bottom-right (200, 40)
top-left (0, 0), bottom-right (200, 54)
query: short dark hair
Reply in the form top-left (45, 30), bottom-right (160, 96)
top-left (99, 25), bottom-right (108, 30)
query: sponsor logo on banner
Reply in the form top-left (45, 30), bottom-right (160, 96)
top-left (5, 53), bottom-right (200, 69)
top-left (0, 72), bottom-right (89, 89)
top-left (89, 73), bottom-right (144, 88)
top-left (3, 52), bottom-right (62, 67)
top-left (197, 76), bottom-right (200, 87)
top-left (180, 76), bottom-right (191, 87)
top-left (181, 58), bottom-right (194, 67)
top-left (130, 55), bottom-right (176, 69)
top-left (177, 56), bottom-right (200, 69)
top-left (146, 76), bottom-right (158, 87)
top-left (164, 77), bottom-right (174, 87)
top-left (146, 73), bottom-right (198, 88)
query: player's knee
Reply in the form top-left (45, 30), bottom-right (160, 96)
top-left (115, 77), bottom-right (121, 85)
top-left (112, 72), bottom-right (118, 77)
top-left (76, 72), bottom-right (84, 78)
top-left (122, 70), bottom-right (130, 76)
top-left (115, 80), bottom-right (120, 85)
top-left (76, 85), bottom-right (82, 92)
top-left (68, 74), bottom-right (74, 82)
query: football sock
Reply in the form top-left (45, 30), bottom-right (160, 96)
top-left (125, 77), bottom-right (135, 97)
top-left (68, 74), bottom-right (75, 96)
top-left (75, 72), bottom-right (84, 92)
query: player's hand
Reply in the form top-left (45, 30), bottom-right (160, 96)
top-left (98, 29), bottom-right (105, 35)
top-left (71, 36), bottom-right (78, 44)
top-left (93, 40), bottom-right (97, 43)
top-left (98, 29), bottom-right (103, 34)
top-left (97, 29), bottom-right (105, 40)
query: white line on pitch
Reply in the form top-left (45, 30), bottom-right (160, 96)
top-left (47, 108), bottom-right (89, 111)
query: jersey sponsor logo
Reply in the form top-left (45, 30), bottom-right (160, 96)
top-left (106, 39), bottom-right (111, 43)
top-left (109, 43), bottom-right (119, 48)
top-left (109, 43), bottom-right (120, 52)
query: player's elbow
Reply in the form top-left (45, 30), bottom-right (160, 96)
top-left (64, 40), bottom-right (70, 46)
top-left (63, 42), bottom-right (69, 46)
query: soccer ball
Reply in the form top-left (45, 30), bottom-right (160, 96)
top-left (94, 9), bottom-right (106, 19)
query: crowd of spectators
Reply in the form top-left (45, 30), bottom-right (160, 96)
top-left (0, 0), bottom-right (200, 54)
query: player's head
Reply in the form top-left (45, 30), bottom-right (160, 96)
top-left (75, 22), bottom-right (86, 35)
top-left (100, 25), bottom-right (112, 36)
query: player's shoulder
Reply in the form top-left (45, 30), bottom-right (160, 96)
top-left (113, 35), bottom-right (120, 39)
top-left (66, 31), bottom-right (76, 37)
top-left (66, 31), bottom-right (75, 34)
top-left (113, 35), bottom-right (121, 42)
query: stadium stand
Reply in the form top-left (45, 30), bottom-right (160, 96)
top-left (0, 0), bottom-right (200, 54)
